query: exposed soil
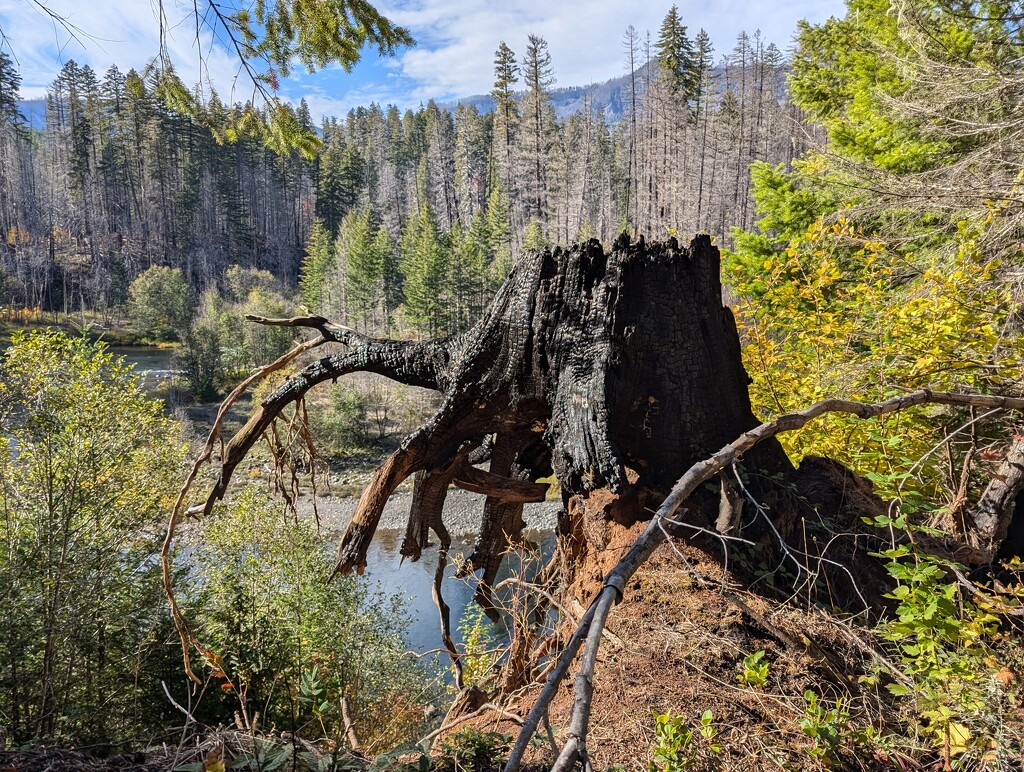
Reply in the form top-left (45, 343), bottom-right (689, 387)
top-left (462, 540), bottom-right (907, 771)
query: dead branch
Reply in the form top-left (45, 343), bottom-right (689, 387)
top-left (162, 334), bottom-right (328, 683)
top-left (416, 703), bottom-right (523, 747)
top-left (340, 693), bottom-right (363, 755)
top-left (969, 435), bottom-right (1024, 560)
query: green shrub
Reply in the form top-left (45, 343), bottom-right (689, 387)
top-left (0, 331), bottom-right (186, 746)
top-left (127, 265), bottom-right (193, 341)
top-left (175, 321), bottom-right (224, 400)
top-left (799, 690), bottom-right (848, 761)
top-left (436, 728), bottom-right (510, 770)
top-left (871, 521), bottom-right (1011, 761)
top-left (183, 487), bottom-right (435, 751)
top-left (307, 385), bottom-right (373, 456)
top-left (648, 709), bottom-right (720, 771)
top-left (737, 650), bottom-right (769, 688)
top-left (457, 603), bottom-right (498, 688)
top-left (223, 265), bottom-right (279, 304)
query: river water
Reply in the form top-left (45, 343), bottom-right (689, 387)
top-left (361, 529), bottom-right (556, 657)
top-left (110, 345), bottom-right (180, 390)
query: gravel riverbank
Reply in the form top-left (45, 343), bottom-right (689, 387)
top-left (296, 487), bottom-right (561, 535)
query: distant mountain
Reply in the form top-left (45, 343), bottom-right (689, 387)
top-left (441, 62), bottom-right (655, 122)
top-left (16, 98), bottom-right (47, 130)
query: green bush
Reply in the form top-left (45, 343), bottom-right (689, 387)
top-left (127, 265), bottom-right (194, 341)
top-left (307, 384), bottom-right (373, 456)
top-left (223, 265), bottom-right (279, 304)
top-left (436, 728), bottom-right (510, 770)
top-left (0, 331), bottom-right (186, 746)
top-left (648, 709), bottom-right (720, 771)
top-left (236, 287), bottom-right (296, 370)
top-left (183, 486), bottom-right (435, 751)
top-left (175, 321), bottom-right (224, 400)
top-left (737, 650), bottom-right (769, 688)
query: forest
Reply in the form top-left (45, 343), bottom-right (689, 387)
top-left (0, 6), bottom-right (806, 337)
top-left (1, 0), bottom-right (1023, 770)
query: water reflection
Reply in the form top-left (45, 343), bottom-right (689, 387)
top-left (360, 529), bottom-right (556, 656)
top-left (109, 346), bottom-right (179, 390)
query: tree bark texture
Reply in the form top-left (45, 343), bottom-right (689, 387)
top-left (209, 239), bottom-right (795, 567)
top-left (204, 236), bottom-right (893, 609)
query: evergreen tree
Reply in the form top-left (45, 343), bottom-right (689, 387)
top-left (400, 203), bottom-right (447, 335)
top-left (375, 224), bottom-right (401, 331)
top-left (520, 35), bottom-right (556, 226)
top-left (448, 221), bottom-right (487, 331)
top-left (317, 131), bottom-right (364, 235)
top-left (0, 51), bottom-right (27, 249)
top-left (655, 5), bottom-right (698, 99)
top-left (300, 219), bottom-right (335, 311)
top-left (468, 206), bottom-right (492, 261)
top-left (485, 182), bottom-right (512, 263)
top-left (491, 42), bottom-right (520, 223)
top-left (0, 52), bottom-right (25, 132)
top-left (523, 219), bottom-right (549, 250)
top-left (343, 207), bottom-right (383, 328)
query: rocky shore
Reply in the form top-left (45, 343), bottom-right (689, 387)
top-left (296, 486), bottom-right (561, 536)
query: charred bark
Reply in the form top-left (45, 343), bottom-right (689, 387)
top-left (203, 236), bottom-right (814, 590)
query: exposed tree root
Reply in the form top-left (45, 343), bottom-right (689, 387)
top-left (161, 236), bottom-right (1024, 755)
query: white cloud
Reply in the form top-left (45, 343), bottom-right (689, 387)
top-left (1, 0), bottom-right (845, 112)
top-left (368, 0), bottom-right (845, 102)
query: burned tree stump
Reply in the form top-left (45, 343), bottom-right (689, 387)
top-left (200, 235), bottom-right (885, 622)
top-left (162, 232), bottom-right (1024, 763)
top-left (207, 241), bottom-right (777, 562)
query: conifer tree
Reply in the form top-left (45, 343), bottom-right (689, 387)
top-left (523, 219), bottom-right (549, 250)
top-left (520, 35), bottom-right (556, 227)
top-left (468, 206), bottom-right (492, 261)
top-left (0, 51), bottom-right (26, 248)
top-left (485, 182), bottom-right (513, 265)
top-left (375, 223), bottom-right (401, 331)
top-left (343, 207), bottom-right (383, 329)
top-left (0, 52), bottom-right (25, 132)
top-left (299, 219), bottom-right (335, 311)
top-left (447, 221), bottom-right (487, 331)
top-left (400, 203), bottom-right (447, 335)
top-left (655, 5), bottom-right (698, 99)
top-left (491, 42), bottom-right (520, 231)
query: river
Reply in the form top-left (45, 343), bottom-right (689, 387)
top-left (109, 345), bottom-right (180, 390)
top-left (360, 528), bottom-right (556, 658)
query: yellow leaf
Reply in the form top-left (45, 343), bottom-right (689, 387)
top-left (947, 722), bottom-right (972, 756)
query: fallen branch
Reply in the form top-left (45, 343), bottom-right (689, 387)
top-left (416, 703), bottom-right (524, 747)
top-left (162, 334), bottom-right (328, 683)
top-left (505, 388), bottom-right (1024, 772)
top-left (969, 435), bottom-right (1024, 560)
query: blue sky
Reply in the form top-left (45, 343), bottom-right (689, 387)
top-left (0, 0), bottom-right (846, 121)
